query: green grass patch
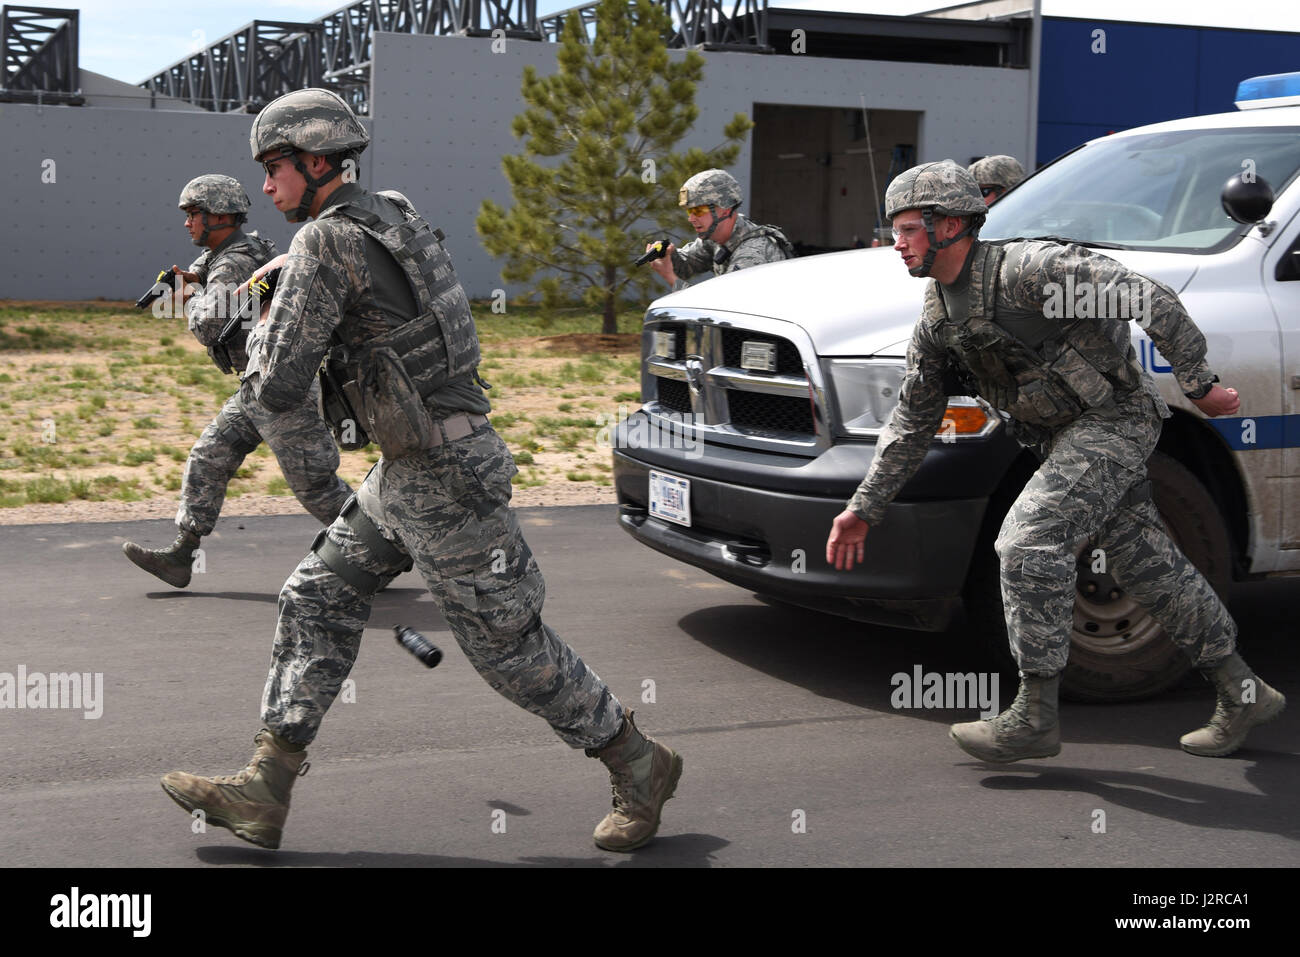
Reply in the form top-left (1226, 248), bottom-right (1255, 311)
top-left (123, 447), bottom-right (156, 466)
top-left (133, 416), bottom-right (160, 430)
top-left (513, 449), bottom-right (535, 466)
top-left (266, 475), bottom-right (289, 495)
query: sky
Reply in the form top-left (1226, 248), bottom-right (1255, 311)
top-left (49, 0), bottom-right (1300, 86)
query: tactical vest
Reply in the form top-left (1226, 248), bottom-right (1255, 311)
top-left (713, 220), bottom-right (795, 272)
top-left (321, 189), bottom-right (482, 391)
top-left (934, 241), bottom-right (1143, 429)
top-left (207, 233), bottom-right (276, 374)
top-left (318, 190), bottom-right (482, 458)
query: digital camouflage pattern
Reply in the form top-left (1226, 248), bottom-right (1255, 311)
top-left (261, 429), bottom-right (624, 748)
top-left (968, 155), bottom-right (1026, 192)
top-left (186, 228), bottom-right (276, 373)
top-left (177, 379), bottom-right (352, 537)
top-left (677, 168), bottom-right (743, 209)
top-left (995, 389), bottom-right (1234, 673)
top-left (669, 213), bottom-right (793, 284)
top-left (249, 87), bottom-right (369, 161)
top-left (174, 221), bottom-right (350, 537)
top-left (178, 174), bottom-right (252, 216)
top-left (884, 160), bottom-right (988, 220)
top-left (847, 237), bottom-right (1233, 674)
top-left (243, 183), bottom-right (624, 750)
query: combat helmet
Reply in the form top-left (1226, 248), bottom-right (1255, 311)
top-left (968, 155), bottom-right (1026, 200)
top-left (178, 174), bottom-right (250, 246)
top-left (249, 88), bottom-right (369, 222)
top-left (885, 160), bottom-right (987, 277)
top-left (679, 169), bottom-right (743, 241)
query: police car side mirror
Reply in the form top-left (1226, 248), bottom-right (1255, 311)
top-left (1221, 173), bottom-right (1274, 224)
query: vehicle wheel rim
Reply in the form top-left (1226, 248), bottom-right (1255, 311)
top-left (1072, 561), bottom-right (1167, 656)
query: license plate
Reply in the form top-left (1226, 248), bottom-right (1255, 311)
top-left (648, 470), bottom-right (691, 527)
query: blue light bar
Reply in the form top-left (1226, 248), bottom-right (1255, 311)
top-left (1235, 72), bottom-right (1300, 110)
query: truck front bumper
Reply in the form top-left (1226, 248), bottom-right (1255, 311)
top-left (612, 445), bottom-right (996, 632)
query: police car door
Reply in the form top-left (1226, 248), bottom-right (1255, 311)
top-left (1265, 197), bottom-right (1300, 558)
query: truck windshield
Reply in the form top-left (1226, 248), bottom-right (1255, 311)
top-left (983, 127), bottom-right (1300, 253)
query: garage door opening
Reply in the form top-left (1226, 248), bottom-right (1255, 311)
top-left (750, 103), bottom-right (920, 253)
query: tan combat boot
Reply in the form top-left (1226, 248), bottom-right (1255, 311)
top-left (161, 729), bottom-right (309, 849)
top-left (1180, 653), bottom-right (1286, 757)
top-left (123, 528), bottom-right (201, 588)
top-left (950, 672), bottom-right (1061, 763)
top-left (586, 711), bottom-right (682, 852)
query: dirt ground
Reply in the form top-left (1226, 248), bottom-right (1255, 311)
top-left (0, 304), bottom-right (641, 525)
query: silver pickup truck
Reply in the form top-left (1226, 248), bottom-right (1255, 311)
top-left (611, 73), bottom-right (1300, 701)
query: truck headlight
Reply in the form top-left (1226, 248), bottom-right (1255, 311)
top-left (823, 358), bottom-right (907, 435)
top-left (823, 358), bottom-right (999, 440)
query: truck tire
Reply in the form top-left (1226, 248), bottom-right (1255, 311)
top-left (966, 451), bottom-right (1232, 702)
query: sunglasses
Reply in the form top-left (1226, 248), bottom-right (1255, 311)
top-left (685, 204), bottom-right (713, 217)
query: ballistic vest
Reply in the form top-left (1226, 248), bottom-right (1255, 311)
top-left (933, 241), bottom-right (1143, 428)
top-left (320, 189), bottom-right (481, 396)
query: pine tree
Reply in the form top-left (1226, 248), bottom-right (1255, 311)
top-left (477, 0), bottom-right (753, 334)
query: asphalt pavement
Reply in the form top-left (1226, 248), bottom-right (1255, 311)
top-left (0, 505), bottom-right (1296, 869)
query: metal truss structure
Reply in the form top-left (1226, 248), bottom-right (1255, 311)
top-left (540, 0), bottom-right (768, 50)
top-left (139, 0), bottom-right (768, 115)
top-left (1, 4), bottom-right (82, 104)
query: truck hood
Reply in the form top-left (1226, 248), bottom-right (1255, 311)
top-left (650, 245), bottom-right (1200, 358)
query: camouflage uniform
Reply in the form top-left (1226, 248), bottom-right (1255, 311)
top-left (669, 168), bottom-right (792, 288)
top-left (178, 228), bottom-right (352, 537)
top-left (242, 180), bottom-right (623, 748)
top-left (848, 236), bottom-right (1233, 674)
top-left (968, 155), bottom-right (1026, 195)
top-left (161, 91), bottom-right (679, 853)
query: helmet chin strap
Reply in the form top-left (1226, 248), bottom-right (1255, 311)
top-left (910, 207), bottom-right (976, 277)
top-left (286, 152), bottom-right (341, 223)
top-left (193, 212), bottom-right (211, 247)
top-left (700, 204), bottom-right (737, 242)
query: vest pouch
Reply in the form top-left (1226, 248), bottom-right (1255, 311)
top-left (356, 345), bottom-right (437, 460)
top-left (1006, 377), bottom-right (1080, 428)
top-left (208, 343), bottom-right (234, 375)
top-left (1049, 344), bottom-right (1114, 409)
top-left (319, 359), bottom-right (371, 451)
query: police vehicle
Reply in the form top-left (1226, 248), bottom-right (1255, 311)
top-left (611, 72), bottom-right (1300, 701)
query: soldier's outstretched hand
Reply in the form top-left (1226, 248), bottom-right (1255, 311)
top-left (827, 510), bottom-right (869, 571)
top-left (1192, 385), bottom-right (1240, 418)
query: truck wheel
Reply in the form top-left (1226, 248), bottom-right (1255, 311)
top-left (966, 451), bottom-right (1232, 703)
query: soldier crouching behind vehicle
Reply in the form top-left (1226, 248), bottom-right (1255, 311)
top-left (121, 174), bottom-right (352, 588)
top-left (157, 89), bottom-right (682, 853)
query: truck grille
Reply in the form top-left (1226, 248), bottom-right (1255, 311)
top-left (645, 315), bottom-right (820, 447)
top-left (728, 390), bottom-right (814, 434)
top-left (721, 330), bottom-right (803, 375)
top-left (656, 377), bottom-right (691, 415)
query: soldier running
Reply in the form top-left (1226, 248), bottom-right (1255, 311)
top-left (826, 160), bottom-right (1285, 762)
top-left (158, 90), bottom-right (682, 852)
top-left (122, 175), bottom-right (352, 588)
